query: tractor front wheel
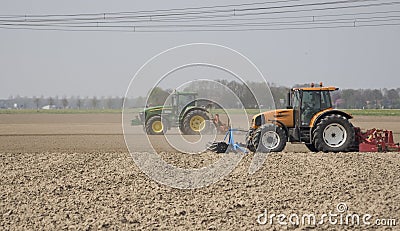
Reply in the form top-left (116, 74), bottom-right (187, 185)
top-left (145, 116), bottom-right (165, 135)
top-left (182, 110), bottom-right (210, 135)
top-left (252, 124), bottom-right (287, 153)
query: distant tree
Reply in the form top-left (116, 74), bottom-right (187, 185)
top-left (148, 87), bottom-right (169, 106)
top-left (105, 96), bottom-right (113, 109)
top-left (133, 96), bottom-right (146, 108)
top-left (341, 89), bottom-right (364, 109)
top-left (362, 89), bottom-right (383, 109)
top-left (33, 96), bottom-right (40, 110)
top-left (91, 96), bottom-right (98, 109)
top-left (61, 97), bottom-right (68, 109)
top-left (48, 97), bottom-right (54, 106)
top-left (385, 89), bottom-right (400, 108)
top-left (55, 95), bottom-right (59, 108)
top-left (76, 97), bottom-right (83, 109)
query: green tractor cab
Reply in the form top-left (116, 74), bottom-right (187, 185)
top-left (134, 91), bottom-right (216, 135)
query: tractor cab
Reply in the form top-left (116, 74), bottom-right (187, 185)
top-left (289, 84), bottom-right (337, 127)
top-left (171, 91), bottom-right (197, 116)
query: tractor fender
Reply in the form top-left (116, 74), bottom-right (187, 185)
top-left (310, 109), bottom-right (353, 128)
top-left (267, 119), bottom-right (289, 138)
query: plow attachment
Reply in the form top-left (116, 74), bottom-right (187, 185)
top-left (355, 127), bottom-right (400, 152)
top-left (207, 142), bottom-right (229, 153)
top-left (207, 128), bottom-right (248, 153)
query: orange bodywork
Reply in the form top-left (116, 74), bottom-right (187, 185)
top-left (252, 109), bottom-right (294, 129)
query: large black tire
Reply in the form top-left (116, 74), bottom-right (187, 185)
top-left (312, 114), bottom-right (355, 152)
top-left (252, 124), bottom-right (287, 153)
top-left (145, 116), bottom-right (165, 135)
top-left (182, 110), bottom-right (210, 135)
top-left (245, 128), bottom-right (256, 152)
top-left (305, 143), bottom-right (318, 152)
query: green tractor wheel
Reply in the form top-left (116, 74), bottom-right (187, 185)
top-left (182, 110), bottom-right (210, 135)
top-left (145, 116), bottom-right (165, 135)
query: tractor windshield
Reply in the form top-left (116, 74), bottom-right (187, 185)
top-left (178, 94), bottom-right (196, 108)
top-left (173, 93), bottom-right (196, 114)
top-left (301, 90), bottom-right (333, 125)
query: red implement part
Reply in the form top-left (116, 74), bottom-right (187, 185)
top-left (354, 127), bottom-right (400, 152)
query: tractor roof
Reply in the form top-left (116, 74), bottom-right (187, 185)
top-left (292, 82), bottom-right (339, 91)
top-left (292, 86), bottom-right (339, 91)
top-left (292, 83), bottom-right (339, 91)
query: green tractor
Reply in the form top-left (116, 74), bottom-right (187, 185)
top-left (136, 91), bottom-right (213, 135)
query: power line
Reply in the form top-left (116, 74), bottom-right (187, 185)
top-left (1, 15), bottom-right (400, 28)
top-left (150, 1), bottom-right (400, 22)
top-left (0, 0), bottom-right (397, 28)
top-left (0, 0), bottom-right (303, 18)
top-left (0, 0), bottom-right (399, 32)
top-left (1, 22), bottom-right (399, 32)
top-left (3, 9), bottom-right (398, 27)
top-left (0, 0), bottom-right (386, 23)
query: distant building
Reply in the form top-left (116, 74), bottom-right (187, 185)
top-left (41, 105), bottom-right (56, 110)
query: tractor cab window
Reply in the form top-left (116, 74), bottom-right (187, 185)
top-left (292, 90), bottom-right (301, 109)
top-left (301, 91), bottom-right (321, 126)
top-left (178, 95), bottom-right (196, 107)
top-left (176, 94), bottom-right (196, 113)
top-left (321, 91), bottom-right (332, 109)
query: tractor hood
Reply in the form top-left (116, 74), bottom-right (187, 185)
top-left (142, 105), bottom-right (174, 114)
top-left (144, 106), bottom-right (166, 112)
top-left (251, 109), bottom-right (294, 128)
top-left (138, 106), bottom-right (173, 122)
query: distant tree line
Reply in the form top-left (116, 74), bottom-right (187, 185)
top-left (331, 88), bottom-right (400, 109)
top-left (1, 95), bottom-right (127, 110)
top-left (2, 82), bottom-right (400, 110)
top-left (144, 81), bottom-right (400, 109)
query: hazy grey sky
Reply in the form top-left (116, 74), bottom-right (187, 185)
top-left (1, 0), bottom-right (400, 98)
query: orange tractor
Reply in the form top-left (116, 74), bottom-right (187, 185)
top-left (210, 83), bottom-right (400, 153)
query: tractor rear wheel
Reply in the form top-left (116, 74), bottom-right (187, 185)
top-left (182, 110), bottom-right (210, 135)
top-left (312, 114), bottom-right (354, 152)
top-left (145, 116), bottom-right (165, 135)
top-left (252, 124), bottom-right (287, 153)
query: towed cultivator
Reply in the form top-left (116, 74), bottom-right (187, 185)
top-left (208, 83), bottom-right (400, 153)
top-left (208, 127), bottom-right (400, 153)
top-left (355, 128), bottom-right (400, 152)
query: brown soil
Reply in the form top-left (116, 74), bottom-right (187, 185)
top-left (0, 114), bottom-right (399, 230)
